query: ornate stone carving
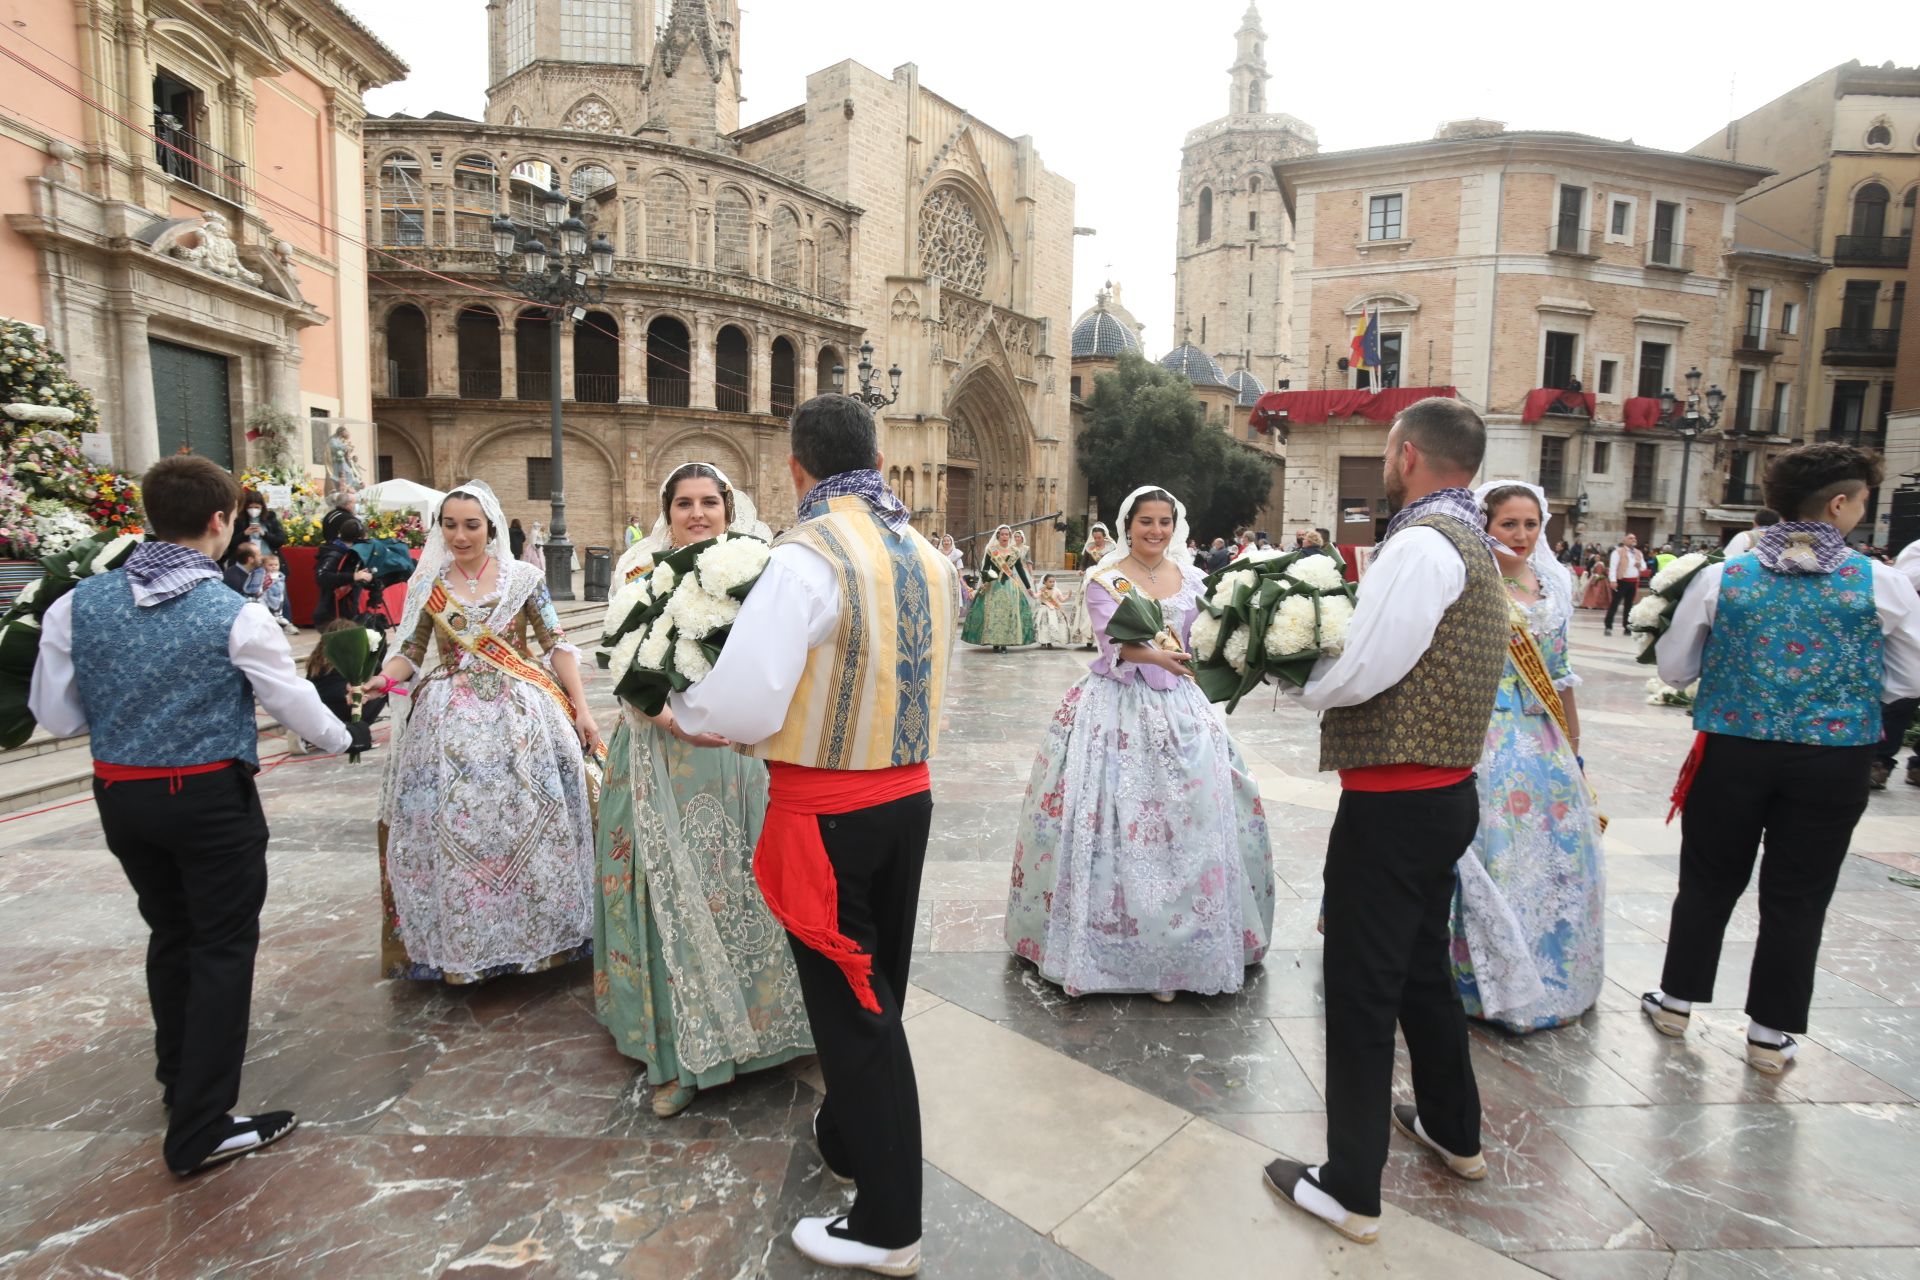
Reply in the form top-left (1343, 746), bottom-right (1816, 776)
top-left (917, 187), bottom-right (988, 297)
top-left (948, 418), bottom-right (978, 460)
top-left (505, 105), bottom-right (527, 127)
top-left (890, 287), bottom-right (920, 323)
top-left (567, 97), bottom-right (620, 134)
top-left (169, 213), bottom-right (263, 286)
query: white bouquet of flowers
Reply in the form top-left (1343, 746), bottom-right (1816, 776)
top-left (1192, 545), bottom-right (1356, 711)
top-left (598, 532), bottom-right (772, 716)
top-left (0, 530), bottom-right (141, 749)
top-left (1627, 550), bottom-right (1722, 664)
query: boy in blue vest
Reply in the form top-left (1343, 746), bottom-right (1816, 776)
top-left (29, 456), bottom-right (353, 1175)
top-left (1644, 443), bottom-right (1920, 1072)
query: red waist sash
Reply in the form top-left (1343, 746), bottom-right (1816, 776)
top-left (1338, 763), bottom-right (1472, 792)
top-left (94, 759), bottom-right (236, 793)
top-left (755, 760), bottom-right (931, 1014)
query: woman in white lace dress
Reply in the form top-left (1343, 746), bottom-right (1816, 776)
top-left (591, 463), bottom-right (813, 1117)
top-left (1070, 523), bottom-right (1114, 647)
top-left (370, 482), bottom-right (602, 984)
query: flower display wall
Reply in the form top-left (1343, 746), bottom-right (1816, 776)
top-left (0, 325), bottom-right (140, 561)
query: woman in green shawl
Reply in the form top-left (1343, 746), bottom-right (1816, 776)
top-left (962, 523), bottom-right (1036, 651)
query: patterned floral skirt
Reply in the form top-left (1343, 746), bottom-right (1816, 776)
top-left (592, 715), bottom-right (813, 1087)
top-left (962, 575), bottom-right (1035, 647)
top-left (1006, 673), bottom-right (1275, 996)
top-left (379, 665), bottom-right (596, 983)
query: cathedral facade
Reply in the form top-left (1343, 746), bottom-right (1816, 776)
top-left (364, 0), bottom-right (1075, 558)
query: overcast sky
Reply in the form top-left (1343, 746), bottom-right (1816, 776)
top-left (357, 0), bottom-right (1885, 356)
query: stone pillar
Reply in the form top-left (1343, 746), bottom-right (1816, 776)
top-left (558, 313), bottom-right (577, 403)
top-left (262, 342), bottom-right (300, 416)
top-left (427, 302), bottom-right (457, 397)
top-left (691, 313), bottom-right (716, 410)
top-left (698, 206), bottom-right (715, 270)
top-left (498, 310), bottom-right (518, 401)
top-left (751, 325), bottom-right (772, 415)
top-left (427, 406), bottom-right (460, 490)
top-left (621, 304), bottom-right (647, 403)
top-left (800, 336), bottom-right (818, 401)
top-left (118, 309), bottom-right (160, 473)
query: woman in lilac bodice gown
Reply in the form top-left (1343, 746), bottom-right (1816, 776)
top-left (1005, 486), bottom-right (1275, 999)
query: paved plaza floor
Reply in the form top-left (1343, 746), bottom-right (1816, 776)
top-left (1, 609), bottom-right (1918, 1278)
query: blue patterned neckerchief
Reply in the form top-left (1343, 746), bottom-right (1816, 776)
top-left (1755, 521), bottom-right (1851, 575)
top-left (799, 468), bottom-right (912, 533)
top-left (123, 541), bottom-right (220, 607)
top-left (1383, 486), bottom-right (1505, 558)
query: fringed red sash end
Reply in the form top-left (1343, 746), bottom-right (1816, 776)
top-left (1667, 731), bottom-right (1708, 824)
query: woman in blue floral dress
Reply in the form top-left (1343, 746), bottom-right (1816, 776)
top-left (1005, 486), bottom-right (1274, 1000)
top-left (1448, 481), bottom-right (1606, 1032)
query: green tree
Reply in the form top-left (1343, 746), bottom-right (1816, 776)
top-left (1076, 352), bottom-right (1274, 543)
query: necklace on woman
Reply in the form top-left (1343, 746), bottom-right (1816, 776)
top-left (453, 556), bottom-right (491, 596)
top-left (1128, 553), bottom-right (1165, 589)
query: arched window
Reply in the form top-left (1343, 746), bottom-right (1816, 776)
top-left (1247, 82), bottom-right (1263, 113)
top-left (508, 160), bottom-right (553, 223)
top-left (817, 344), bottom-right (841, 394)
top-left (771, 207), bottom-right (802, 286)
top-left (1249, 175), bottom-right (1261, 194)
top-left (715, 325), bottom-right (751, 411)
top-left (646, 315), bottom-right (691, 406)
top-left (515, 311), bottom-right (551, 400)
top-left (385, 304), bottom-right (427, 396)
top-left (1197, 187), bottom-right (1213, 243)
top-left (771, 336), bottom-right (797, 416)
top-left (818, 223), bottom-right (846, 298)
top-left (1852, 182), bottom-right (1890, 238)
top-left (574, 311), bottom-right (619, 402)
top-left (644, 172), bottom-right (690, 262)
top-left (715, 188), bottom-right (752, 275)
top-left (450, 155), bottom-right (498, 248)
top-left (1866, 123), bottom-right (1892, 147)
top-left (456, 307), bottom-right (501, 398)
top-left (569, 163), bottom-right (615, 199)
top-left (917, 187), bottom-right (989, 296)
top-left (378, 153), bottom-right (424, 244)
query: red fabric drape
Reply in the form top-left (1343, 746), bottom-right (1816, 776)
top-left (1245, 385), bottom-right (1458, 428)
top-left (754, 761), bottom-right (932, 1014)
top-left (1623, 397), bottom-right (1664, 430)
top-left (1521, 389), bottom-right (1597, 424)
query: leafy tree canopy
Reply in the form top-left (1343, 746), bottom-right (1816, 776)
top-left (1076, 353), bottom-right (1275, 543)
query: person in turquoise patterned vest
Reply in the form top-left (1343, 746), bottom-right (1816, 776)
top-left (29, 456), bottom-right (352, 1176)
top-left (1645, 444), bottom-right (1920, 1074)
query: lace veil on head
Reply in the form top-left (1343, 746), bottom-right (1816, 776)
top-left (615, 461), bottom-right (770, 582)
top-left (1096, 486), bottom-right (1193, 573)
top-left (1474, 478), bottom-right (1573, 625)
top-left (397, 479), bottom-right (514, 644)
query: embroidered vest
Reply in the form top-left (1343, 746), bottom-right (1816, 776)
top-left (70, 573), bottom-right (259, 768)
top-left (748, 497), bottom-right (957, 770)
top-left (1693, 551), bottom-right (1883, 746)
top-left (1318, 515), bottom-right (1508, 771)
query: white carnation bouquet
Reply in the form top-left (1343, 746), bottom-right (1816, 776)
top-left (0, 531), bottom-right (141, 749)
top-left (597, 532), bottom-right (772, 716)
top-left (1625, 550), bottom-right (1721, 665)
top-left (1191, 544), bottom-right (1356, 711)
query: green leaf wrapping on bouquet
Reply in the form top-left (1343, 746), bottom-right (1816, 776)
top-left (1194, 648), bottom-right (1247, 704)
top-left (1103, 588), bottom-right (1170, 647)
top-left (320, 626), bottom-right (385, 686)
top-left (612, 640), bottom-right (687, 719)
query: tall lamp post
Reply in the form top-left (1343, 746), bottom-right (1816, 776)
top-left (1657, 365), bottom-right (1725, 547)
top-left (832, 340), bottom-right (901, 410)
top-left (490, 179), bottom-right (614, 600)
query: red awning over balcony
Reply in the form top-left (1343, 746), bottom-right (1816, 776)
top-left (1245, 385), bottom-right (1457, 428)
top-left (1521, 389), bottom-right (1596, 423)
top-left (1622, 397), bottom-right (1664, 430)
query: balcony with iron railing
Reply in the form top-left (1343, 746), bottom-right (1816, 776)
top-left (458, 369), bottom-right (501, 399)
top-left (154, 116), bottom-right (247, 206)
top-left (1627, 476), bottom-right (1671, 505)
top-left (1833, 234), bottom-right (1911, 267)
top-left (387, 367), bottom-right (427, 398)
top-left (1723, 480), bottom-right (1763, 507)
top-left (648, 375), bottom-right (690, 408)
top-left (714, 379), bottom-right (750, 414)
top-left (1823, 327), bottom-right (1900, 366)
top-left (516, 370), bottom-right (551, 401)
top-left (771, 383), bottom-right (796, 418)
top-left (1537, 467), bottom-right (1572, 499)
top-left (574, 372), bottom-right (619, 404)
top-left (1733, 328), bottom-right (1796, 359)
top-left (1545, 222), bottom-right (1599, 259)
top-left (1644, 239), bottom-right (1693, 272)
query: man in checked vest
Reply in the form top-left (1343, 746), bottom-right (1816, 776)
top-left (1262, 397), bottom-right (1509, 1245)
top-left (675, 393), bottom-right (957, 1276)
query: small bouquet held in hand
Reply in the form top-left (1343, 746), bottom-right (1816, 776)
top-left (1625, 551), bottom-right (1723, 665)
top-left (1101, 577), bottom-right (1188, 662)
top-left (321, 626), bottom-right (388, 763)
top-left (0, 532), bottom-right (142, 749)
top-left (599, 533), bottom-right (772, 716)
top-left (1188, 546), bottom-right (1356, 712)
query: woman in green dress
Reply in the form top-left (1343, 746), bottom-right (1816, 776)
top-left (592, 462), bottom-right (813, 1117)
top-left (962, 523), bottom-right (1036, 651)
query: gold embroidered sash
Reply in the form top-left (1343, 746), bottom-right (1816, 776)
top-left (424, 581), bottom-right (576, 724)
top-left (1508, 616), bottom-right (1607, 832)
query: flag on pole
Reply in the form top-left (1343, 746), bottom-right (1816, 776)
top-left (1349, 308), bottom-right (1380, 371)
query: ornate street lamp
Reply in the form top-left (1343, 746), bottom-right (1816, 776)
top-left (832, 339), bottom-right (902, 410)
top-left (1658, 365), bottom-right (1724, 546)
top-left (489, 178), bottom-right (613, 600)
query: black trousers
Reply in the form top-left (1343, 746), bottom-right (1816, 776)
top-left (1603, 578), bottom-right (1638, 630)
top-left (94, 766), bottom-right (270, 1173)
top-left (1661, 734), bottom-right (1872, 1033)
top-left (786, 790), bottom-right (932, 1249)
top-left (1876, 697), bottom-right (1918, 771)
top-left (1319, 779), bottom-right (1482, 1216)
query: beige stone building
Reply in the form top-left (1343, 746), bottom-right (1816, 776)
top-left (366, 0), bottom-right (1075, 558)
top-left (0, 1), bottom-right (405, 474)
top-left (1693, 61), bottom-right (1920, 544)
top-left (1270, 123), bottom-right (1769, 548)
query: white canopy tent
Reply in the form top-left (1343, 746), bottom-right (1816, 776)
top-left (356, 478), bottom-right (445, 513)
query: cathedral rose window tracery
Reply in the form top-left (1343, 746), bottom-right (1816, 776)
top-left (567, 97), bottom-right (619, 134)
top-left (918, 187), bottom-right (989, 297)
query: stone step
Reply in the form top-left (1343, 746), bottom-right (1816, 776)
top-left (0, 597), bottom-right (608, 818)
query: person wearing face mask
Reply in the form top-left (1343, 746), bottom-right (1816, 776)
top-left (1005, 486), bottom-right (1274, 1003)
top-left (361, 481), bottom-right (602, 984)
top-left (1447, 482), bottom-right (1606, 1036)
top-left (590, 463), bottom-right (814, 1119)
top-left (224, 490), bottom-right (285, 565)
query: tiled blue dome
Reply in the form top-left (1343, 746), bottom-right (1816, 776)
top-left (1226, 368), bottom-right (1266, 406)
top-left (1072, 309), bottom-right (1142, 358)
top-left (1159, 342), bottom-right (1227, 387)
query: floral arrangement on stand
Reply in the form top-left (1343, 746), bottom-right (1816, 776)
top-left (0, 319), bottom-right (99, 447)
top-left (1187, 546), bottom-right (1357, 711)
top-left (0, 327), bottom-right (141, 564)
top-left (598, 533), bottom-right (772, 716)
top-left (1625, 550), bottom-right (1723, 664)
top-left (364, 508), bottom-right (427, 549)
top-left (0, 531), bottom-right (142, 748)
